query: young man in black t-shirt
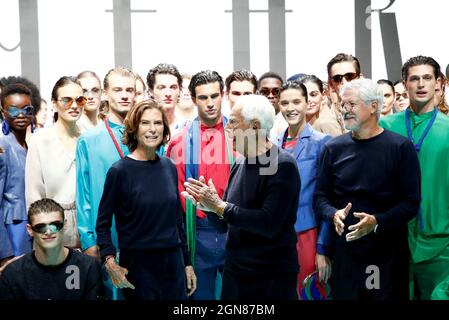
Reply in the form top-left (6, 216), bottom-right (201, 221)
top-left (0, 198), bottom-right (103, 300)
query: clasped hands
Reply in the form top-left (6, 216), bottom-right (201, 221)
top-left (181, 176), bottom-right (226, 214)
top-left (333, 202), bottom-right (377, 241)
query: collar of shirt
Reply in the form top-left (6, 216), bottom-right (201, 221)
top-left (199, 116), bottom-right (223, 131)
top-left (107, 118), bottom-right (125, 134)
top-left (408, 108), bottom-right (437, 127)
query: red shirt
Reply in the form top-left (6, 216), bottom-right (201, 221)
top-left (166, 117), bottom-right (232, 218)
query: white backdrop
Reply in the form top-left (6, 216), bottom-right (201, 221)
top-left (0, 0), bottom-right (448, 103)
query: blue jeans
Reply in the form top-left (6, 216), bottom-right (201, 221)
top-left (192, 217), bottom-right (226, 300)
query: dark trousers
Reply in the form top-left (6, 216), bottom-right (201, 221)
top-left (119, 247), bottom-right (187, 300)
top-left (331, 243), bottom-right (409, 300)
top-left (192, 217), bottom-right (226, 300)
top-left (221, 270), bottom-right (298, 300)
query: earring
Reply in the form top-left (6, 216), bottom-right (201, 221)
top-left (1, 120), bottom-right (10, 135)
top-left (31, 118), bottom-right (35, 133)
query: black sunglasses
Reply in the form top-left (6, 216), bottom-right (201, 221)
top-left (31, 220), bottom-right (64, 234)
top-left (331, 72), bottom-right (359, 84)
top-left (259, 87), bottom-right (281, 97)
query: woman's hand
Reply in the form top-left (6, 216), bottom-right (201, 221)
top-left (185, 265), bottom-right (197, 297)
top-left (315, 254), bottom-right (332, 283)
top-left (105, 258), bottom-right (135, 290)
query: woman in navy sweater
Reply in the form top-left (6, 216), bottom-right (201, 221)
top-left (96, 99), bottom-right (196, 300)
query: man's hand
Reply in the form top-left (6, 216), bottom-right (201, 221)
top-left (346, 212), bottom-right (377, 242)
top-left (333, 203), bottom-right (352, 236)
top-left (83, 245), bottom-right (100, 260)
top-left (105, 258), bottom-right (135, 290)
top-left (185, 266), bottom-right (197, 297)
top-left (315, 254), bottom-right (332, 283)
top-left (182, 176), bottom-right (225, 213)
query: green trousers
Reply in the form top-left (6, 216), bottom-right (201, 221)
top-left (410, 245), bottom-right (449, 300)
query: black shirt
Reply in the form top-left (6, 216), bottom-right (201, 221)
top-left (96, 156), bottom-right (191, 265)
top-left (313, 130), bottom-right (421, 258)
top-left (0, 248), bottom-right (102, 300)
top-left (208, 145), bottom-right (300, 275)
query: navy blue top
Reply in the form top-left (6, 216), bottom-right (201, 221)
top-left (313, 130), bottom-right (421, 258)
top-left (207, 145), bottom-right (300, 275)
top-left (96, 155), bottom-right (191, 266)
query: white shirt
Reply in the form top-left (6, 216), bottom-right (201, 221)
top-left (25, 127), bottom-right (78, 208)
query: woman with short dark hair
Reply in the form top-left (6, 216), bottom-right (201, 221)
top-left (0, 83), bottom-right (35, 266)
top-left (96, 99), bottom-right (196, 300)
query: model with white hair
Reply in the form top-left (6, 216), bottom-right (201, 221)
top-left (314, 77), bottom-right (421, 300)
top-left (182, 93), bottom-right (302, 300)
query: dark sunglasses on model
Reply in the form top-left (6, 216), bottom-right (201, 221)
top-left (259, 87), bottom-right (281, 97)
top-left (331, 72), bottom-right (359, 84)
top-left (31, 221), bottom-right (64, 234)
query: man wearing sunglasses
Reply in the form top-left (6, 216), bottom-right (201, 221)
top-left (324, 53), bottom-right (364, 135)
top-left (257, 72), bottom-right (287, 142)
top-left (0, 198), bottom-right (103, 299)
top-left (327, 53), bottom-right (363, 98)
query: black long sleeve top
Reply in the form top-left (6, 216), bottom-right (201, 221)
top-left (313, 130), bottom-right (421, 258)
top-left (207, 145), bottom-right (300, 275)
top-left (96, 156), bottom-right (191, 266)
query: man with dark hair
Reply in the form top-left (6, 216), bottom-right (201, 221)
top-left (0, 198), bottom-right (103, 300)
top-left (258, 72), bottom-right (286, 141)
top-left (380, 55), bottom-right (449, 300)
top-left (224, 69), bottom-right (257, 115)
top-left (325, 52), bottom-right (364, 135)
top-left (146, 63), bottom-right (183, 135)
top-left (166, 70), bottom-right (233, 300)
top-left (327, 53), bottom-right (362, 101)
top-left (258, 72), bottom-right (283, 110)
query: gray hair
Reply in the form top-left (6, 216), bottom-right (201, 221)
top-left (339, 78), bottom-right (383, 118)
top-left (235, 94), bottom-right (275, 132)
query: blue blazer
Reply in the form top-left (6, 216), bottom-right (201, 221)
top-left (276, 124), bottom-right (334, 255)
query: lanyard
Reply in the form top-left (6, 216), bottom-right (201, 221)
top-left (104, 118), bottom-right (125, 159)
top-left (405, 107), bottom-right (438, 153)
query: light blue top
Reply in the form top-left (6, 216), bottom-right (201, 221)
top-left (76, 120), bottom-right (129, 251)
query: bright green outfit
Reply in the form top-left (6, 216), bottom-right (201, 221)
top-left (379, 108), bottom-right (449, 300)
